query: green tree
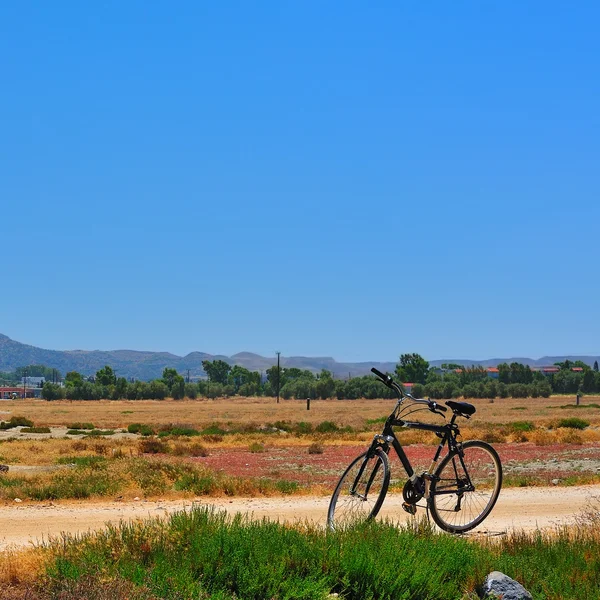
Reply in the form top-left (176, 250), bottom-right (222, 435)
top-left (202, 360), bottom-right (231, 385)
top-left (266, 365), bottom-right (285, 395)
top-left (395, 353), bottom-right (429, 385)
top-left (42, 382), bottom-right (64, 401)
top-left (149, 380), bottom-right (169, 400)
top-left (316, 369), bottom-right (335, 399)
top-left (497, 363), bottom-right (510, 384)
top-left (65, 371), bottom-right (84, 387)
top-left (582, 369), bottom-right (596, 393)
top-left (115, 377), bottom-right (128, 399)
top-left (594, 360), bottom-right (599, 372)
top-left (229, 365), bottom-right (254, 392)
top-left (95, 365), bottom-right (116, 386)
top-left (161, 368), bottom-right (185, 398)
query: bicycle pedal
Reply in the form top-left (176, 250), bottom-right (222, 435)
top-left (402, 502), bottom-right (417, 515)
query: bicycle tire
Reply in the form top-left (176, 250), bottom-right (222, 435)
top-left (327, 448), bottom-right (390, 531)
top-left (430, 440), bottom-right (502, 533)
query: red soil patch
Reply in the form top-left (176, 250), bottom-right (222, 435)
top-left (193, 442), bottom-right (600, 488)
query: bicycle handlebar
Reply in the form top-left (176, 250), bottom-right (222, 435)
top-left (371, 368), bottom-right (447, 414)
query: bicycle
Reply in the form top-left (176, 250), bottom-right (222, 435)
top-left (327, 368), bottom-right (502, 533)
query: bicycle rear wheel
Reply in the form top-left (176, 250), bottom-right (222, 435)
top-left (327, 448), bottom-right (390, 531)
top-left (430, 440), bottom-right (502, 533)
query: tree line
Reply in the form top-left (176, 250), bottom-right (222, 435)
top-left (3, 355), bottom-right (599, 401)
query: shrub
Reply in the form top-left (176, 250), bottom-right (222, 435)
top-left (201, 425), bottom-right (227, 436)
top-left (308, 443), bottom-right (324, 454)
top-left (21, 427), bottom-right (51, 434)
top-left (0, 416), bottom-right (34, 429)
top-left (295, 422), bottom-right (314, 434)
top-left (411, 383), bottom-right (425, 398)
top-left (557, 418), bottom-right (589, 430)
top-left (128, 423), bottom-right (155, 436)
top-left (189, 443), bottom-right (209, 457)
top-left (315, 421), bottom-right (339, 434)
top-left (172, 442), bottom-right (210, 457)
top-left (139, 439), bottom-right (168, 454)
top-left (249, 442), bottom-right (265, 453)
top-left (68, 423), bottom-right (95, 430)
top-left (510, 421), bottom-right (535, 432)
top-left (480, 428), bottom-right (507, 444)
top-left (158, 427), bottom-right (200, 438)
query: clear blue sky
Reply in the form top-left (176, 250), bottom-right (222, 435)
top-left (2, 2), bottom-right (599, 363)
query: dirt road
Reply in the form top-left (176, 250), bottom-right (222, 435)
top-left (1, 485), bottom-right (598, 550)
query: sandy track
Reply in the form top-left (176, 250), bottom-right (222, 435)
top-left (1, 485), bottom-right (598, 550)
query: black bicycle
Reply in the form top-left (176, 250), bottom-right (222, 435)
top-left (327, 368), bottom-right (502, 533)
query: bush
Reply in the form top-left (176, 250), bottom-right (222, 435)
top-left (171, 443), bottom-right (209, 457)
top-left (0, 416), bottom-right (34, 429)
top-left (68, 422), bottom-right (95, 430)
top-left (249, 442), bottom-right (265, 453)
top-left (21, 427), bottom-right (51, 434)
top-left (557, 418), bottom-right (589, 430)
top-left (510, 421), bottom-right (535, 432)
top-left (128, 423), bottom-right (155, 436)
top-left (158, 427), bottom-right (200, 438)
top-left (308, 443), bottom-right (324, 454)
top-left (411, 383), bottom-right (425, 398)
top-left (189, 443), bottom-right (209, 457)
top-left (315, 421), bottom-right (339, 434)
top-left (295, 422), bottom-right (314, 434)
top-left (139, 439), bottom-right (168, 454)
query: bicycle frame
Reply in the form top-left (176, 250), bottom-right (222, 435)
top-left (361, 402), bottom-right (472, 501)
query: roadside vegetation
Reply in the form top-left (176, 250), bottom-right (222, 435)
top-left (3, 504), bottom-right (600, 599)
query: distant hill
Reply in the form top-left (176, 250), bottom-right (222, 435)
top-left (0, 334), bottom-right (598, 381)
top-left (0, 334), bottom-right (397, 380)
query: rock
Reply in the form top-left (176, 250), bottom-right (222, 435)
top-left (551, 478), bottom-right (560, 485)
top-left (14, 498), bottom-right (22, 503)
top-left (133, 497), bottom-right (140, 501)
top-left (483, 571), bottom-right (532, 600)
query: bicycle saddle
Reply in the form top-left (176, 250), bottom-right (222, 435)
top-left (445, 401), bottom-right (476, 417)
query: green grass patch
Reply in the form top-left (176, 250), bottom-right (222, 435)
top-left (67, 422), bottom-right (95, 430)
top-left (158, 427), bottom-right (200, 437)
top-left (41, 506), bottom-right (600, 600)
top-left (21, 426), bottom-right (51, 434)
top-left (557, 417), bottom-right (590, 430)
top-left (68, 428), bottom-right (115, 436)
top-left (558, 403), bottom-right (600, 409)
top-left (366, 416), bottom-right (388, 424)
top-left (510, 406), bottom-right (527, 411)
top-left (509, 421), bottom-right (535, 432)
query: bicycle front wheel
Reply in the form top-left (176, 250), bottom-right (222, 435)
top-left (430, 440), bottom-right (502, 533)
top-left (327, 448), bottom-right (390, 531)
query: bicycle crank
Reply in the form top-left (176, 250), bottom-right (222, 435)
top-left (402, 502), bottom-right (417, 515)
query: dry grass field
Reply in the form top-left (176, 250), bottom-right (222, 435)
top-left (1, 394), bottom-right (599, 432)
top-left (0, 395), bottom-right (598, 502)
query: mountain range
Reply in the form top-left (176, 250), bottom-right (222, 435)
top-left (0, 334), bottom-right (598, 381)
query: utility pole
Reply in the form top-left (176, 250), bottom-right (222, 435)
top-left (187, 369), bottom-right (190, 383)
top-left (23, 368), bottom-right (27, 399)
top-left (276, 351), bottom-right (281, 404)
